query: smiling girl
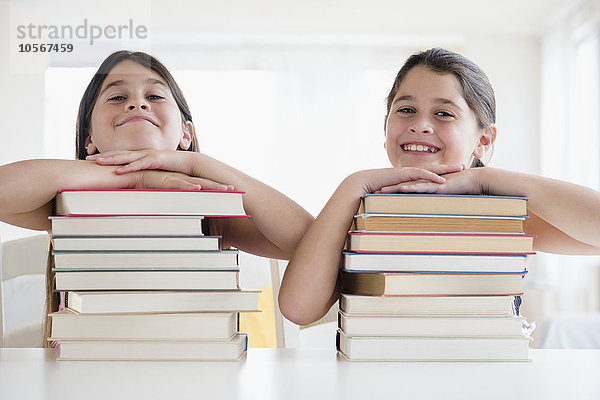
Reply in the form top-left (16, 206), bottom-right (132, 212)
top-left (1, 50), bottom-right (312, 257)
top-left (278, 47), bottom-right (600, 326)
top-left (0, 50), bottom-right (313, 344)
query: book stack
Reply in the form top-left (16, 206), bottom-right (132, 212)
top-left (48, 189), bottom-right (259, 361)
top-left (337, 193), bottom-right (536, 361)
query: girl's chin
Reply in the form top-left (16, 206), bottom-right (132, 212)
top-left (395, 156), bottom-right (442, 168)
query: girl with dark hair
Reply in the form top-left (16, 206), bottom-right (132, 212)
top-left (0, 50), bottom-right (314, 345)
top-left (278, 47), bottom-right (600, 326)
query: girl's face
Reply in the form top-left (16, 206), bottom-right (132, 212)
top-left (384, 66), bottom-right (492, 168)
top-left (87, 60), bottom-right (192, 154)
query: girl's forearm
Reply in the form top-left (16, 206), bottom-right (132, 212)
top-left (279, 174), bottom-right (364, 325)
top-left (480, 167), bottom-right (600, 249)
top-left (187, 153), bottom-right (314, 257)
top-left (0, 159), bottom-right (135, 230)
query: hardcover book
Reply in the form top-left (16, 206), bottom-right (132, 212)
top-left (339, 294), bottom-right (520, 316)
top-left (338, 311), bottom-right (526, 337)
top-left (52, 250), bottom-right (239, 270)
top-left (353, 213), bottom-right (525, 233)
top-left (359, 193), bottom-right (528, 216)
top-left (66, 290), bottom-right (261, 314)
top-left (50, 215), bottom-right (205, 236)
top-left (55, 333), bottom-right (248, 361)
top-left (341, 271), bottom-right (525, 296)
top-left (50, 309), bottom-right (239, 340)
top-left (51, 235), bottom-right (219, 251)
top-left (54, 270), bottom-right (239, 291)
top-left (55, 189), bottom-right (248, 217)
top-left (346, 232), bottom-right (534, 254)
top-left (337, 330), bottom-right (531, 361)
top-left (342, 252), bottom-right (528, 273)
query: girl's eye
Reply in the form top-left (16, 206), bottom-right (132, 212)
top-left (435, 111), bottom-right (454, 118)
top-left (108, 95), bottom-right (126, 101)
top-left (147, 95), bottom-right (164, 100)
top-left (397, 107), bottom-right (415, 114)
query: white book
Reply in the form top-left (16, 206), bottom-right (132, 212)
top-left (54, 270), bottom-right (239, 290)
top-left (51, 235), bottom-right (219, 251)
top-left (339, 294), bottom-right (518, 316)
top-left (50, 309), bottom-right (238, 340)
top-left (337, 330), bottom-right (531, 361)
top-left (56, 334), bottom-right (248, 361)
top-left (67, 290), bottom-right (260, 314)
top-left (50, 216), bottom-right (205, 236)
top-left (342, 252), bottom-right (527, 273)
top-left (338, 311), bottom-right (527, 337)
top-left (52, 250), bottom-right (238, 270)
top-left (55, 189), bottom-right (247, 217)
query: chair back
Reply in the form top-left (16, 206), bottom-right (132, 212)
top-left (0, 234), bottom-right (49, 347)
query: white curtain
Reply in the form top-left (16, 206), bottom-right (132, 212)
top-left (539, 0), bottom-right (600, 312)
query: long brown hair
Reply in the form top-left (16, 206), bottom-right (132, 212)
top-left (386, 48), bottom-right (496, 168)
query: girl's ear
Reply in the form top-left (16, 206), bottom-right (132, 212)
top-left (383, 115), bottom-right (388, 149)
top-left (84, 135), bottom-right (98, 155)
top-left (473, 125), bottom-right (497, 159)
top-left (179, 120), bottom-right (194, 150)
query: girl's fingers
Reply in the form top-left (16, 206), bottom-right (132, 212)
top-left (395, 168), bottom-right (446, 184)
top-left (191, 177), bottom-right (234, 191)
top-left (162, 178), bottom-right (202, 191)
top-left (114, 159), bottom-right (157, 174)
top-left (424, 164), bottom-right (464, 175)
top-left (87, 151), bottom-right (149, 166)
top-left (380, 180), bottom-right (441, 194)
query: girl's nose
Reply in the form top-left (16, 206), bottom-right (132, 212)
top-left (409, 116), bottom-right (433, 134)
top-left (125, 96), bottom-right (150, 111)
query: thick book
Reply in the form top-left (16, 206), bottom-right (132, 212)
top-left (55, 189), bottom-right (248, 217)
top-left (341, 271), bottom-right (525, 296)
top-left (51, 235), bottom-right (220, 251)
top-left (347, 232), bottom-right (534, 254)
top-left (339, 294), bottom-right (519, 316)
top-left (337, 330), bottom-right (531, 361)
top-left (342, 252), bottom-right (527, 273)
top-left (66, 290), bottom-right (260, 313)
top-left (50, 309), bottom-right (238, 340)
top-left (353, 213), bottom-right (525, 233)
top-left (55, 333), bottom-right (248, 361)
top-left (359, 193), bottom-right (528, 216)
top-left (50, 215), bottom-right (205, 236)
top-left (338, 311), bottom-right (526, 337)
top-left (52, 250), bottom-right (239, 270)
top-left (54, 270), bottom-right (239, 291)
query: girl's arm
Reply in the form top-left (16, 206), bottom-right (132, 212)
top-left (0, 159), bottom-right (217, 231)
top-left (90, 150), bottom-right (315, 260)
top-left (278, 165), bottom-right (463, 325)
top-left (380, 167), bottom-right (600, 254)
top-left (479, 168), bottom-right (600, 254)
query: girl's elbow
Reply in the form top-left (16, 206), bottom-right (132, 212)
top-left (278, 293), bottom-right (318, 326)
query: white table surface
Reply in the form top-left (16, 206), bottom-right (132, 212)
top-left (1, 348), bottom-right (599, 400)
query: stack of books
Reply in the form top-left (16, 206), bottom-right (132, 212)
top-left (337, 193), bottom-right (536, 361)
top-left (48, 189), bottom-right (259, 361)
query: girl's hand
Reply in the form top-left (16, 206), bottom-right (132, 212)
top-left (88, 150), bottom-right (234, 191)
top-left (87, 149), bottom-right (191, 175)
top-left (132, 169), bottom-right (232, 191)
top-left (379, 167), bottom-right (484, 195)
top-left (356, 164), bottom-right (465, 195)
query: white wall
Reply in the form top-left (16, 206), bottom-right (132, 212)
top-left (0, 0), bottom-right (550, 242)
